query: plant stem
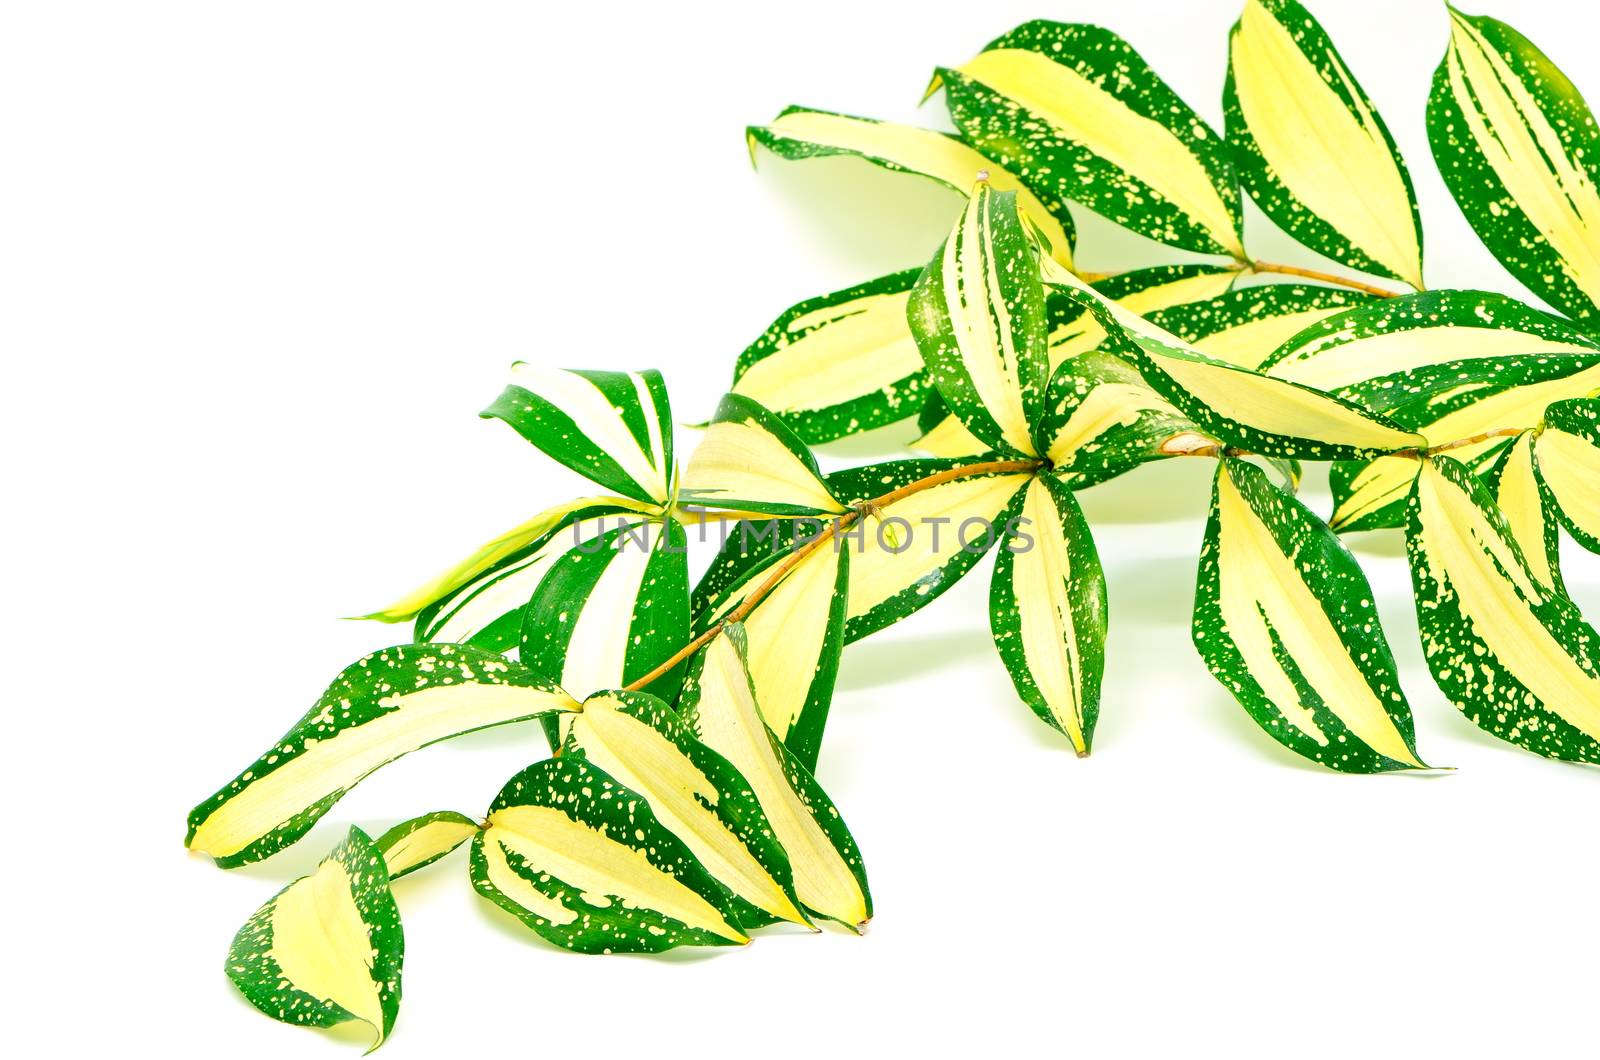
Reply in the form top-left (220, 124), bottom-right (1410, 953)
top-left (1247, 259), bottom-right (1408, 298)
top-left (622, 457), bottom-right (1040, 692)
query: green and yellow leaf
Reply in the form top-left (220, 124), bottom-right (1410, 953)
top-left (1263, 290), bottom-right (1600, 394)
top-left (829, 460), bottom-right (1032, 642)
top-left (914, 264), bottom-right (1239, 461)
top-left (374, 811), bottom-right (480, 880)
top-left (1428, 9), bottom-right (1600, 323)
top-left (471, 757), bottom-right (748, 953)
top-left (1195, 458), bottom-right (1427, 772)
top-left (731, 269), bottom-right (927, 444)
top-left (563, 689), bottom-right (809, 929)
top-left (679, 627), bottom-right (872, 930)
top-left (1485, 430), bottom-right (1566, 597)
top-left (186, 645), bottom-right (577, 867)
top-left (1145, 282), bottom-right (1375, 370)
top-left (747, 105), bottom-right (1075, 265)
top-left (357, 495), bottom-right (654, 626)
top-left (1226, 0), bottom-right (1423, 287)
top-left (1036, 349), bottom-right (1199, 487)
top-left (934, 20), bottom-right (1243, 256)
top-left (521, 520), bottom-right (690, 701)
top-left (908, 183), bottom-right (1050, 457)
top-left (1406, 455), bottom-right (1600, 762)
top-left (482, 365), bottom-right (674, 506)
top-left (1040, 255), bottom-right (1423, 460)
top-left (1535, 396), bottom-right (1600, 553)
top-left (681, 394), bottom-right (848, 516)
top-left (699, 539), bottom-right (848, 770)
top-left (227, 827), bottom-right (403, 1050)
top-left (1324, 350), bottom-right (1600, 531)
top-left (990, 476), bottom-right (1107, 754)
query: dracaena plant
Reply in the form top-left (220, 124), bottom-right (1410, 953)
top-left (188, 2), bottom-right (1600, 1047)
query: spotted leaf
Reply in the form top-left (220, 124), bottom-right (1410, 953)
top-left (1535, 396), bottom-right (1600, 554)
top-left (471, 757), bottom-right (748, 953)
top-left (1429, 9), bottom-right (1600, 324)
top-left (563, 689), bottom-right (809, 929)
top-left (731, 269), bottom-right (927, 444)
top-left (933, 20), bottom-right (1243, 256)
top-left (747, 105), bottom-right (1075, 266)
top-left (1145, 282), bottom-right (1375, 371)
top-left (1226, 0), bottom-right (1423, 287)
top-left (681, 394), bottom-right (847, 517)
top-left (1195, 458), bottom-right (1427, 772)
top-left (678, 627), bottom-right (871, 930)
top-left (226, 827), bottom-right (403, 1049)
top-left (1487, 431), bottom-right (1566, 597)
top-left (990, 475), bottom-right (1107, 754)
top-left (1406, 455), bottom-right (1600, 762)
top-left (186, 645), bottom-right (577, 867)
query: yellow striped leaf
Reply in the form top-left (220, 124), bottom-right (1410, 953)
top-left (483, 366), bottom-right (674, 506)
top-left (186, 644), bottom-right (577, 867)
top-left (1489, 431), bottom-right (1565, 597)
top-left (934, 21), bottom-right (1243, 256)
top-left (227, 827), bottom-right (403, 1049)
top-left (1040, 257), bottom-right (1424, 460)
top-left (1406, 456), bottom-right (1600, 763)
top-left (374, 812), bottom-right (480, 880)
top-left (682, 394), bottom-right (848, 517)
top-left (731, 269), bottom-right (927, 444)
top-left (1263, 290), bottom-right (1600, 395)
top-left (563, 689), bottom-right (810, 929)
top-left (1429, 9), bottom-right (1600, 323)
top-left (701, 540), bottom-right (848, 770)
top-left (357, 495), bottom-right (653, 626)
top-left (908, 183), bottom-right (1050, 457)
top-left (747, 105), bottom-right (1075, 266)
top-left (1196, 458), bottom-right (1427, 772)
top-left (1146, 283), bottom-right (1374, 370)
top-left (471, 757), bottom-right (749, 953)
top-left (679, 627), bottom-right (872, 930)
top-left (1227, 0), bottom-right (1423, 287)
top-left (990, 476), bottom-right (1107, 754)
top-left (1534, 396), bottom-right (1600, 553)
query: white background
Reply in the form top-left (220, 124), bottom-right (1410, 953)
top-left (6, 0), bottom-right (1599, 1055)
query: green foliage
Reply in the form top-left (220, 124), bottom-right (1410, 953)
top-left (191, 2), bottom-right (1600, 1046)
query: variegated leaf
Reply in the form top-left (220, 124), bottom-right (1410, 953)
top-left (482, 365), bottom-right (674, 506)
top-left (681, 393), bottom-right (848, 516)
top-left (186, 645), bottom-right (577, 867)
top-left (1263, 290), bottom-right (1600, 395)
top-left (747, 105), bottom-right (1075, 265)
top-left (990, 476), bottom-right (1106, 754)
top-left (1325, 350), bottom-right (1600, 531)
top-left (1145, 283), bottom-right (1374, 370)
top-left (914, 264), bottom-right (1240, 460)
top-left (1406, 455), bottom-right (1600, 763)
top-left (521, 519), bottom-right (689, 702)
top-left (411, 509), bottom-right (651, 654)
top-left (1429, 9), bottom-right (1600, 323)
top-left (374, 811), bottom-right (480, 880)
top-left (934, 20), bottom-right (1243, 256)
top-left (908, 184), bottom-right (1050, 457)
top-left (1487, 431), bottom-right (1566, 597)
top-left (1196, 458), bottom-right (1427, 772)
top-left (471, 757), bottom-right (748, 953)
top-left (1040, 258), bottom-right (1424, 460)
top-left (1226, 0), bottom-right (1423, 287)
top-left (678, 627), bottom-right (871, 930)
top-left (697, 537), bottom-right (848, 770)
top-left (830, 459), bottom-right (1032, 642)
top-left (563, 689), bottom-right (808, 929)
top-left (731, 269), bottom-right (927, 443)
top-left (358, 495), bottom-right (654, 626)
top-left (1535, 396), bottom-right (1600, 553)
top-left (227, 827), bottom-right (403, 1049)
top-left (1036, 349), bottom-right (1199, 488)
